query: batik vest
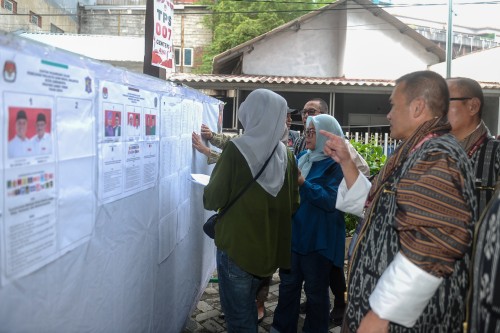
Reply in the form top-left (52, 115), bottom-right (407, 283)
top-left (467, 188), bottom-right (500, 333)
top-left (345, 135), bottom-right (476, 333)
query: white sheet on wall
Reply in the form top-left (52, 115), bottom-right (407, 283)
top-left (0, 47), bottom-right (96, 285)
top-left (161, 95), bottom-right (182, 137)
top-left (97, 81), bottom-right (159, 204)
top-left (0, 32), bottom-right (220, 333)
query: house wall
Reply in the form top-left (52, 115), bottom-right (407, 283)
top-left (172, 6), bottom-right (212, 73)
top-left (172, 6), bottom-right (212, 51)
top-left (339, 92), bottom-right (391, 126)
top-left (0, 0), bottom-right (78, 33)
top-left (430, 47), bottom-right (500, 84)
top-left (77, 4), bottom-right (211, 72)
top-left (342, 10), bottom-right (440, 80)
top-left (78, 7), bottom-right (146, 36)
top-left (242, 9), bottom-right (343, 77)
top-left (240, 4), bottom-right (441, 80)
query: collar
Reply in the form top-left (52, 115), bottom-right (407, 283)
top-left (460, 121), bottom-right (490, 154)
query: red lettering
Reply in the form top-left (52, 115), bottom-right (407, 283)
top-left (155, 22), bottom-right (162, 36)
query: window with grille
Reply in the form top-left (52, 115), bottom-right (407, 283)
top-left (183, 48), bottom-right (193, 67)
top-left (3, 0), bottom-right (16, 13)
top-left (174, 48), bottom-right (181, 66)
top-left (174, 47), bottom-right (194, 67)
top-left (30, 11), bottom-right (42, 27)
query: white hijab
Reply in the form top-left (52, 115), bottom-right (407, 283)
top-left (298, 114), bottom-right (344, 178)
top-left (232, 89), bottom-right (288, 197)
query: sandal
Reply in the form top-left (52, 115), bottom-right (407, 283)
top-left (258, 308), bottom-right (266, 323)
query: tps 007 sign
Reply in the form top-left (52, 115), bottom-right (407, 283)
top-left (152, 0), bottom-right (174, 71)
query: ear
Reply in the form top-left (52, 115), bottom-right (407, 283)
top-left (469, 97), bottom-right (481, 117)
top-left (411, 97), bottom-right (425, 119)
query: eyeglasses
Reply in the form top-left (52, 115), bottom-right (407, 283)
top-left (450, 97), bottom-right (473, 101)
top-left (305, 129), bottom-right (316, 137)
top-left (301, 109), bottom-right (320, 117)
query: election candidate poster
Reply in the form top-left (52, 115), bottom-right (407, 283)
top-left (98, 81), bottom-right (159, 204)
top-left (0, 49), bottom-right (95, 285)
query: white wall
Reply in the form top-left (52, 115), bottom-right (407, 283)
top-left (430, 47), bottom-right (500, 83)
top-left (242, 10), bottom-right (343, 77)
top-left (342, 10), bottom-right (440, 80)
top-left (241, 4), bottom-right (440, 80)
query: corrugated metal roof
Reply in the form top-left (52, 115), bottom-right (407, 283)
top-left (165, 73), bottom-right (500, 91)
top-left (166, 73), bottom-right (395, 86)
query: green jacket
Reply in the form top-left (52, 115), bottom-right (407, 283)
top-left (203, 142), bottom-right (300, 277)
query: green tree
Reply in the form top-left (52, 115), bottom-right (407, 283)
top-left (196, 0), bottom-right (326, 73)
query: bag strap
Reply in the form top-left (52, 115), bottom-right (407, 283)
top-left (475, 138), bottom-right (500, 213)
top-left (218, 142), bottom-right (280, 217)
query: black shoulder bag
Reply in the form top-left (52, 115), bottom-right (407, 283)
top-left (203, 143), bottom-right (279, 239)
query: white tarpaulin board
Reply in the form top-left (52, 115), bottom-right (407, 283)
top-left (0, 31), bottom-right (222, 332)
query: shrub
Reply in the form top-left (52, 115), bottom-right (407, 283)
top-left (344, 138), bottom-right (388, 237)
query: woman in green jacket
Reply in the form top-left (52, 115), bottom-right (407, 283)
top-left (204, 89), bottom-right (300, 332)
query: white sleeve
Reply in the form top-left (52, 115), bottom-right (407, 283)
top-left (369, 252), bottom-right (443, 327)
top-left (346, 141), bottom-right (370, 177)
top-left (335, 174), bottom-right (371, 217)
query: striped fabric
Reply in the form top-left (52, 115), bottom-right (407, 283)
top-left (396, 150), bottom-right (473, 276)
top-left (345, 117), bottom-right (477, 333)
top-left (460, 121), bottom-right (500, 214)
top-left (293, 134), bottom-right (307, 156)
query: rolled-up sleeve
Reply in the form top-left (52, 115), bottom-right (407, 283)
top-left (335, 174), bottom-right (371, 217)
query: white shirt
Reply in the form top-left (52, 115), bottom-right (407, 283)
top-left (335, 173), bottom-right (372, 217)
top-left (347, 141), bottom-right (371, 177)
top-left (31, 133), bottom-right (52, 155)
top-left (9, 135), bottom-right (34, 158)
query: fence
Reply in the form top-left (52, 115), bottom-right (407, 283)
top-left (345, 131), bottom-right (399, 156)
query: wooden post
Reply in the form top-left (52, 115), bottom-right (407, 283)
top-left (143, 0), bottom-right (160, 78)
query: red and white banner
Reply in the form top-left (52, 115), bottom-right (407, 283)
top-left (152, 0), bottom-right (174, 71)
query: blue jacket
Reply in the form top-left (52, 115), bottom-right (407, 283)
top-left (292, 155), bottom-right (345, 267)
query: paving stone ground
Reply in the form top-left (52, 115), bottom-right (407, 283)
top-left (182, 269), bottom-right (344, 333)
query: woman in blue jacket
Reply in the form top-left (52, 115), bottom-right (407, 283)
top-left (271, 114), bottom-right (345, 333)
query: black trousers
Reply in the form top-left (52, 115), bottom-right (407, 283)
top-left (329, 265), bottom-right (346, 307)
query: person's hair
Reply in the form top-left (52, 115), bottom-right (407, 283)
top-left (16, 110), bottom-right (27, 121)
top-left (396, 71), bottom-right (449, 117)
top-left (308, 98), bottom-right (329, 114)
top-left (447, 77), bottom-right (484, 118)
top-left (36, 113), bottom-right (46, 123)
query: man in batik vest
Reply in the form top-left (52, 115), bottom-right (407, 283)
top-left (447, 77), bottom-right (500, 214)
top-left (321, 70), bottom-right (476, 333)
top-left (447, 78), bottom-right (500, 332)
